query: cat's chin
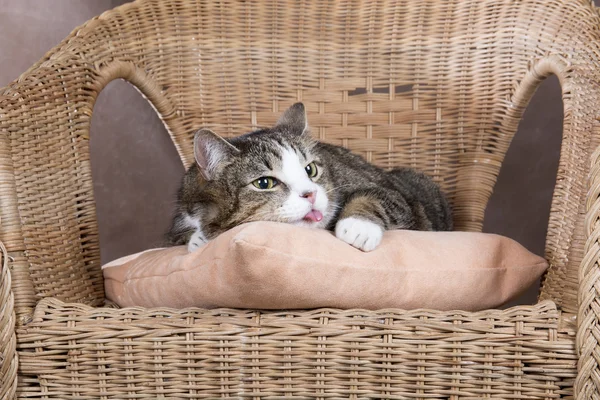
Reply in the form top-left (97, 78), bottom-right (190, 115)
top-left (289, 219), bottom-right (323, 229)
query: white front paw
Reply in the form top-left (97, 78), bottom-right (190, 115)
top-left (187, 230), bottom-right (208, 253)
top-left (335, 217), bottom-right (383, 252)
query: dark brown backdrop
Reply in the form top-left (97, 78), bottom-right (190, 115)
top-left (1, 0), bottom-right (577, 305)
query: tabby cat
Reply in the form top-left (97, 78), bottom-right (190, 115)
top-left (166, 103), bottom-right (452, 252)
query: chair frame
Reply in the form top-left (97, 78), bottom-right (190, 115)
top-left (2, 0), bottom-right (600, 398)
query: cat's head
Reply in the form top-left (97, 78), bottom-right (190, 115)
top-left (188, 103), bottom-right (335, 235)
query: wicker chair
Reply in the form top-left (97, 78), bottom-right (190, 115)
top-left (1, 0), bottom-right (600, 398)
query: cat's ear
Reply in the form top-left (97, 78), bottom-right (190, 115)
top-left (276, 102), bottom-right (309, 135)
top-left (193, 128), bottom-right (239, 181)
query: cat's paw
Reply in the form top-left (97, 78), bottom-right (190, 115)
top-left (187, 230), bottom-right (208, 253)
top-left (335, 217), bottom-right (383, 252)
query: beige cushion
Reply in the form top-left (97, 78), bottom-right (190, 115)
top-left (103, 222), bottom-right (547, 311)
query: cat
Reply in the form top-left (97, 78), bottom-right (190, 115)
top-left (166, 102), bottom-right (453, 252)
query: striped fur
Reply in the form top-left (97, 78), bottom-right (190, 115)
top-left (167, 103), bottom-right (452, 252)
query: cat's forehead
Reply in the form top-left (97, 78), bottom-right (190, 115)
top-left (231, 129), bottom-right (315, 167)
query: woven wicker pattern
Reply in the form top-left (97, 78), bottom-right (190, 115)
top-left (0, 241), bottom-right (17, 399)
top-left (1, 0), bottom-right (600, 398)
top-left (16, 299), bottom-right (575, 399)
top-left (576, 134), bottom-right (600, 399)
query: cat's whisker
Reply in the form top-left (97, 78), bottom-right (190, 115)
top-left (325, 204), bottom-right (342, 213)
top-left (242, 210), bottom-right (287, 224)
top-left (325, 184), bottom-right (354, 194)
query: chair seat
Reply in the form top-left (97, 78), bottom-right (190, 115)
top-left (16, 298), bottom-right (577, 399)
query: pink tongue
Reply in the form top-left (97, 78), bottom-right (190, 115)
top-left (303, 210), bottom-right (323, 222)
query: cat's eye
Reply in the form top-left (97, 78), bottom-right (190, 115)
top-left (305, 162), bottom-right (318, 178)
top-left (252, 177), bottom-right (278, 190)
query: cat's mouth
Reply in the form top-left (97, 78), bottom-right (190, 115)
top-left (302, 209), bottom-right (323, 223)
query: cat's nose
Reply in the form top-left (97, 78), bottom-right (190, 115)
top-left (300, 190), bottom-right (316, 204)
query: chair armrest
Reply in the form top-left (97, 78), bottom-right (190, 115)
top-left (0, 240), bottom-right (17, 399)
top-left (513, 29), bottom-right (600, 399)
top-left (575, 76), bottom-right (600, 397)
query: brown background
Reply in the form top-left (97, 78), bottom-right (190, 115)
top-left (1, 0), bottom-right (582, 305)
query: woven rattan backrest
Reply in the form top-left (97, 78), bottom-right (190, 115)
top-left (1, 0), bottom-right (599, 317)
